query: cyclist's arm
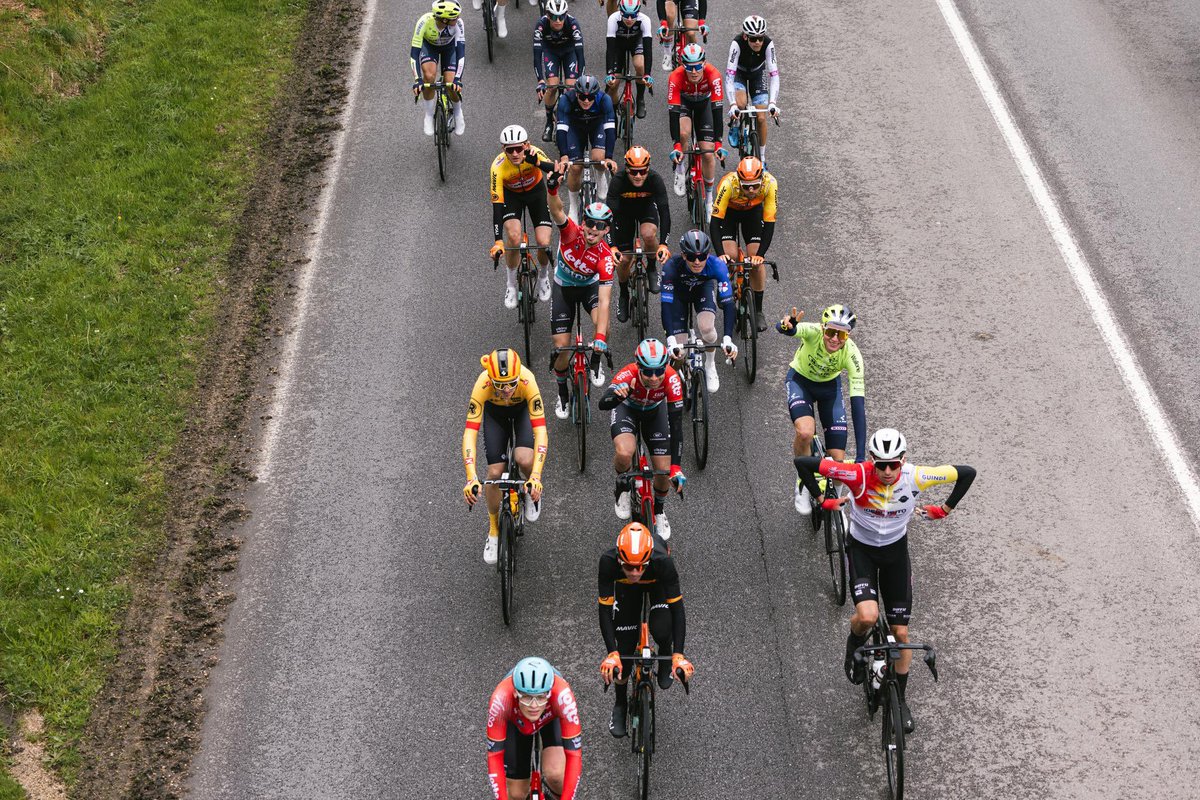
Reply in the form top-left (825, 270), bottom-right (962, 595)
top-left (463, 376), bottom-right (489, 481)
top-left (697, 0), bottom-right (707, 21)
top-left (914, 465), bottom-right (977, 510)
top-left (409, 18), bottom-right (426, 79)
top-left (658, 259), bottom-right (682, 334)
top-left (595, 279), bottom-right (613, 342)
top-left (602, 96), bottom-right (617, 158)
top-left (525, 384), bottom-right (548, 478)
top-left (453, 20), bottom-right (466, 81)
top-left (486, 742), bottom-right (510, 800)
top-left (546, 176), bottom-right (568, 225)
top-left (649, 172), bottom-right (672, 238)
top-left (846, 342), bottom-right (866, 460)
top-left (793, 457), bottom-right (864, 498)
top-left (666, 371), bottom-right (684, 467)
top-left (533, 22), bottom-right (545, 79)
top-left (766, 41), bottom-right (780, 103)
top-left (760, 176), bottom-right (778, 255)
top-left (710, 258), bottom-right (736, 338)
top-left (724, 40), bottom-right (739, 104)
top-left (659, 556), bottom-right (686, 652)
top-left (640, 16), bottom-right (654, 58)
top-left (656, 0), bottom-right (667, 24)
top-left (598, 386), bottom-right (625, 411)
top-left (708, 181), bottom-right (731, 243)
top-left (605, 33), bottom-right (620, 77)
top-left (605, 175), bottom-right (624, 214)
top-left (570, 19), bottom-right (586, 71)
top-left (490, 161), bottom-right (507, 240)
top-left (598, 555), bottom-right (619, 650)
top-left (554, 96), bottom-right (571, 154)
top-left (551, 683), bottom-right (583, 800)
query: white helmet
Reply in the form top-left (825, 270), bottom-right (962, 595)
top-left (500, 124), bottom-right (529, 145)
top-left (742, 15), bottom-right (766, 36)
top-left (868, 429), bottom-right (907, 461)
top-left (545, 0), bottom-right (568, 15)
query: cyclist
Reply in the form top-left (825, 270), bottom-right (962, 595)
top-left (606, 145), bottom-right (672, 323)
top-left (599, 522), bottom-right (694, 737)
top-left (555, 75), bottom-right (618, 221)
top-left (793, 428), bottom-right (977, 734)
top-left (655, 0), bottom-right (708, 72)
top-left (604, 0), bottom-right (654, 119)
top-left (667, 44), bottom-right (725, 216)
top-left (410, 0), bottom-right (467, 137)
top-left (710, 155), bottom-right (777, 330)
top-left (462, 349), bottom-right (548, 565)
top-left (598, 339), bottom-right (686, 541)
top-left (724, 15), bottom-right (779, 163)
top-left (776, 305), bottom-right (866, 512)
top-left (545, 172), bottom-right (614, 416)
top-left (486, 656), bottom-right (583, 800)
top-left (533, 0), bottom-right (586, 142)
top-left (661, 230), bottom-right (737, 393)
top-left (490, 125), bottom-right (557, 309)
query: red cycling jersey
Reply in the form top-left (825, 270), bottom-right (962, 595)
top-left (610, 362), bottom-right (684, 410)
top-left (667, 63), bottom-right (725, 107)
top-left (486, 674), bottom-right (583, 800)
top-left (555, 217), bottom-right (614, 286)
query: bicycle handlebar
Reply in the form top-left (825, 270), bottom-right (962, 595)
top-left (854, 643), bottom-right (939, 682)
top-left (602, 656), bottom-right (691, 695)
top-left (492, 243), bottom-right (552, 268)
top-left (726, 258), bottom-right (780, 281)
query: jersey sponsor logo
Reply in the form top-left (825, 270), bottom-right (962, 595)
top-left (487, 694), bottom-right (505, 728)
top-left (469, 399), bottom-right (480, 416)
top-left (557, 687), bottom-right (580, 726)
top-left (568, 735), bottom-right (583, 749)
top-left (829, 466), bottom-right (857, 480)
top-left (532, 397), bottom-right (544, 414)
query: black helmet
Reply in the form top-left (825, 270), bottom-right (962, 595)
top-left (575, 74), bottom-right (601, 99)
top-left (679, 229), bottom-right (711, 257)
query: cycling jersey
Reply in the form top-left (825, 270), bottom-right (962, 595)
top-left (605, 363), bottom-right (684, 411)
top-left (462, 366), bottom-right (548, 480)
top-left (605, 12), bottom-right (654, 73)
top-left (781, 322), bottom-right (864, 395)
top-left (555, 90), bottom-right (617, 158)
top-left (815, 461), bottom-right (963, 547)
top-left (598, 546), bottom-right (686, 654)
top-left (555, 217), bottom-right (614, 287)
top-left (711, 170), bottom-right (777, 222)
top-left (660, 254), bottom-right (734, 338)
top-left (409, 14), bottom-right (466, 79)
top-left (724, 34), bottom-right (779, 104)
top-left (490, 146), bottom-right (553, 204)
top-left (667, 63), bottom-right (724, 107)
top-left (486, 672), bottom-right (582, 800)
top-left (600, 365), bottom-right (684, 466)
top-left (533, 14), bottom-right (585, 79)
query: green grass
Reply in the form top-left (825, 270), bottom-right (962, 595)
top-left (0, 0), bottom-right (307, 783)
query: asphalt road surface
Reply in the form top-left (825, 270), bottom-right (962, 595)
top-left (189, 0), bottom-right (1200, 797)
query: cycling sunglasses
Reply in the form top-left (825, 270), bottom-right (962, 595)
top-left (576, 92), bottom-right (597, 102)
top-left (823, 327), bottom-right (849, 341)
top-left (619, 559), bottom-right (648, 571)
top-left (626, 167), bottom-right (648, 176)
top-left (583, 219), bottom-right (610, 231)
top-left (504, 145), bottom-right (525, 155)
top-left (549, 12), bottom-right (566, 20)
top-left (517, 692), bottom-right (551, 706)
top-left (683, 64), bottom-right (705, 73)
top-left (874, 460), bottom-right (902, 471)
top-left (684, 252), bottom-right (707, 262)
top-left (745, 35), bottom-right (764, 43)
top-left (492, 379), bottom-right (519, 391)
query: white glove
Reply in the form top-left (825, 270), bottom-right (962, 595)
top-left (767, 102), bottom-right (779, 117)
top-left (722, 335), bottom-right (738, 359)
top-left (666, 335), bottom-right (684, 360)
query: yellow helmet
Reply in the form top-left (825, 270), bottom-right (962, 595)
top-left (432, 0), bottom-right (461, 20)
top-left (481, 348), bottom-right (522, 384)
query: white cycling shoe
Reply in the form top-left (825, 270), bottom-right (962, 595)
top-left (423, 113), bottom-right (435, 136)
top-left (496, 9), bottom-right (507, 37)
top-left (555, 395), bottom-right (570, 420)
top-left (795, 481), bottom-right (811, 515)
top-left (655, 512), bottom-right (672, 541)
top-left (483, 535), bottom-right (498, 565)
top-left (590, 363), bottom-right (605, 387)
top-left (673, 168), bottom-right (686, 197)
top-left (615, 491), bottom-right (632, 520)
top-left (537, 274), bottom-right (552, 302)
top-left (453, 105), bottom-right (465, 136)
top-left (503, 286), bottom-right (519, 309)
top-left (661, 47), bottom-right (672, 72)
top-left (472, 0), bottom-right (482, 9)
top-left (525, 495), bottom-right (542, 522)
top-left (704, 353), bottom-right (719, 393)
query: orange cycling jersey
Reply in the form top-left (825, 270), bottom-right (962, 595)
top-left (490, 145), bottom-right (553, 205)
top-left (711, 169), bottom-right (778, 223)
top-left (462, 366), bottom-right (548, 480)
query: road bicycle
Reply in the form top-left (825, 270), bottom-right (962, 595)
top-left (540, 81), bottom-right (566, 142)
top-left (494, 218), bottom-right (551, 365)
top-left (853, 602), bottom-right (939, 800)
top-left (677, 141), bottom-right (722, 230)
top-left (728, 104), bottom-right (780, 161)
top-left (624, 237), bottom-right (653, 342)
top-left (527, 730), bottom-right (546, 800)
top-left (725, 249), bottom-right (778, 384)
top-left (415, 80), bottom-right (454, 182)
top-left (569, 155), bottom-right (609, 213)
top-left (481, 439), bottom-right (529, 626)
top-left (801, 435), bottom-right (850, 605)
top-left (550, 300), bottom-right (611, 472)
top-left (612, 58), bottom-right (653, 153)
top-left (616, 436), bottom-right (675, 536)
top-left (675, 337), bottom-right (722, 471)
top-left (604, 591), bottom-right (689, 800)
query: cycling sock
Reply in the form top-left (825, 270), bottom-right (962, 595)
top-left (704, 179), bottom-right (714, 201)
top-left (422, 97), bottom-right (436, 116)
top-left (506, 267), bottom-right (518, 290)
top-left (488, 512), bottom-right (499, 536)
top-left (896, 671), bottom-right (909, 701)
top-left (759, 144), bottom-right (767, 161)
top-left (636, 83), bottom-right (646, 103)
top-left (653, 491), bottom-right (666, 515)
top-left (614, 681), bottom-right (628, 706)
top-left (614, 480), bottom-right (625, 500)
top-left (556, 374), bottom-right (570, 402)
top-left (753, 289), bottom-right (764, 315)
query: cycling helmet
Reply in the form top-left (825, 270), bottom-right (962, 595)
top-left (431, 0), bottom-right (461, 21)
top-left (618, 0), bottom-right (640, 16)
top-left (624, 145), bottom-right (651, 169)
top-left (681, 43), bottom-right (705, 66)
top-left (742, 15), bottom-right (767, 36)
top-left (500, 124), bottom-right (528, 146)
top-left (736, 156), bottom-right (763, 184)
top-left (820, 303), bottom-right (857, 332)
top-left (575, 74), bottom-right (601, 98)
top-left (679, 229), bottom-right (711, 257)
top-left (635, 338), bottom-right (669, 370)
top-left (481, 348), bottom-right (522, 383)
top-left (582, 201), bottom-right (613, 225)
top-left (512, 656), bottom-right (556, 695)
top-left (868, 428), bottom-right (907, 461)
top-left (544, 0), bottom-right (568, 15)
top-left (617, 522), bottom-right (653, 566)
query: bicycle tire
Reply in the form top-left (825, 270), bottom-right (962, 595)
top-left (573, 371), bottom-right (587, 472)
top-left (519, 265), bottom-right (536, 364)
top-left (827, 506), bottom-right (848, 605)
top-left (638, 687), bottom-right (653, 800)
top-left (498, 508), bottom-right (515, 625)
top-left (623, 95), bottom-right (635, 152)
top-left (743, 300), bottom-right (759, 383)
top-left (631, 269), bottom-right (648, 341)
top-left (483, 2), bottom-right (494, 63)
top-left (691, 367), bottom-right (708, 469)
top-left (434, 97), bottom-right (448, 182)
top-left (884, 680), bottom-right (906, 800)
top-left (748, 123), bottom-right (761, 161)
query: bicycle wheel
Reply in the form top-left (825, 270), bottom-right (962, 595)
top-left (483, 2), bottom-right (495, 63)
top-left (498, 508), bottom-right (515, 625)
top-left (573, 371), bottom-right (587, 472)
top-left (631, 269), bottom-right (648, 341)
top-left (883, 681), bottom-right (906, 800)
top-left (637, 687), bottom-right (653, 800)
top-left (741, 298), bottom-right (759, 383)
top-left (623, 94), bottom-right (635, 152)
top-left (827, 505), bottom-right (848, 605)
top-left (519, 266), bottom-right (536, 364)
top-left (691, 367), bottom-right (708, 469)
top-left (434, 97), bottom-right (448, 182)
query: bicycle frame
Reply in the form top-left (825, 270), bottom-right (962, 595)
top-left (627, 238), bottom-right (651, 341)
top-left (618, 437), bottom-right (671, 530)
top-left (569, 156), bottom-right (605, 209)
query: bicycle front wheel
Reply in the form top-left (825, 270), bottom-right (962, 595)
top-left (519, 266), bottom-right (536, 364)
top-left (483, 3), bottom-right (495, 62)
top-left (883, 681), bottom-right (906, 799)
top-left (573, 372), bottom-right (587, 472)
top-left (498, 510), bottom-right (515, 625)
top-left (691, 369), bottom-right (708, 469)
top-left (631, 270), bottom-right (648, 341)
top-left (827, 506), bottom-right (848, 605)
top-left (637, 687), bottom-right (653, 800)
top-left (434, 100), bottom-right (448, 182)
top-left (741, 299), bottom-right (759, 383)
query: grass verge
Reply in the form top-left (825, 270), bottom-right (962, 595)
top-left (0, 0), bottom-right (308, 784)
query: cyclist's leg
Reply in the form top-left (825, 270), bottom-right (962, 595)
top-left (681, 0), bottom-right (699, 43)
top-left (876, 539), bottom-right (914, 674)
top-left (844, 537), bottom-right (882, 680)
top-left (503, 725), bottom-right (534, 800)
top-left (612, 216), bottom-right (636, 314)
top-left (527, 185), bottom-right (554, 271)
top-left (551, 283), bottom-right (576, 407)
top-left (643, 405), bottom-right (672, 512)
top-left (588, 132), bottom-right (610, 198)
top-left (714, 215), bottom-right (738, 260)
top-left (543, 55), bottom-right (562, 134)
top-left (611, 406), bottom-right (639, 503)
top-left (537, 721), bottom-right (566, 794)
top-left (694, 287), bottom-right (718, 344)
top-left (695, 102), bottom-right (716, 199)
top-left (501, 213), bottom-right (523, 271)
top-left (739, 210), bottom-right (768, 322)
top-left (751, 73), bottom-right (770, 154)
top-left (482, 405), bottom-right (516, 523)
top-left (511, 404), bottom-right (536, 480)
top-left (676, 111), bottom-right (694, 180)
top-left (820, 377), bottom-right (849, 462)
top-left (657, 0), bottom-right (676, 68)
top-left (785, 368), bottom-right (816, 457)
top-left (418, 54), bottom-right (440, 129)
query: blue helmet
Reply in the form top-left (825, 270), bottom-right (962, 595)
top-left (681, 43), bottom-right (705, 66)
top-left (512, 656), bottom-right (556, 695)
top-left (583, 201), bottom-right (613, 226)
top-left (618, 0), bottom-right (639, 16)
top-left (635, 338), bottom-right (669, 370)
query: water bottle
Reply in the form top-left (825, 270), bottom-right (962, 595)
top-left (870, 656), bottom-right (886, 691)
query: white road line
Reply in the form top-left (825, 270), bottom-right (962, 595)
top-left (257, 0), bottom-right (379, 482)
top-left (938, 0), bottom-right (1200, 528)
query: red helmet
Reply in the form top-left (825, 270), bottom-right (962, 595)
top-left (616, 522), bottom-right (653, 566)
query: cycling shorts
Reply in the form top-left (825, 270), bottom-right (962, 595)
top-left (679, 98), bottom-right (715, 142)
top-left (561, 116), bottom-right (608, 159)
top-left (611, 204), bottom-right (661, 252)
top-left (610, 34), bottom-right (646, 61)
top-left (552, 282), bottom-right (601, 336)
top-left (483, 402), bottom-right (534, 465)
top-left (419, 40), bottom-right (459, 73)
top-left (669, 284), bottom-right (717, 337)
top-left (678, 0), bottom-right (700, 21)
top-left (542, 48), bottom-right (581, 81)
top-left (732, 71), bottom-right (769, 106)
top-left (847, 535), bottom-right (912, 626)
top-left (500, 183), bottom-right (553, 231)
top-left (784, 367), bottom-right (848, 452)
top-left (713, 206), bottom-right (763, 246)
top-left (504, 718), bottom-right (564, 779)
top-left (609, 402), bottom-right (670, 457)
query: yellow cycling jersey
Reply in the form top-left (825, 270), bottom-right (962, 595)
top-left (462, 366), bottom-right (548, 480)
top-left (711, 170), bottom-right (777, 223)
top-left (490, 146), bottom-right (552, 204)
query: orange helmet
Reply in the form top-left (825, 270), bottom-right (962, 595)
top-left (481, 348), bottom-right (522, 384)
top-left (616, 522), bottom-right (654, 566)
top-left (736, 156), bottom-right (763, 184)
top-left (625, 145), bottom-right (651, 170)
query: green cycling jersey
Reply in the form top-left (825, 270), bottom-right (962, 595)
top-left (784, 322), bottom-right (865, 396)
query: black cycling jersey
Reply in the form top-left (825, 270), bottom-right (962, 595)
top-left (729, 33), bottom-right (772, 73)
top-left (533, 14), bottom-right (586, 78)
top-left (606, 169), bottom-right (672, 239)
top-left (597, 546), bottom-right (686, 654)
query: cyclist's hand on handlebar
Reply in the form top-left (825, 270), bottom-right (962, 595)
top-left (721, 335), bottom-right (738, 361)
top-left (670, 465), bottom-right (687, 491)
top-left (665, 335), bottom-right (684, 360)
top-left (412, 80), bottom-right (422, 96)
top-left (672, 652), bottom-right (694, 681)
top-left (453, 77), bottom-right (463, 92)
top-left (918, 503), bottom-right (950, 520)
top-left (749, 254), bottom-right (764, 266)
top-left (698, 20), bottom-right (708, 37)
top-left (489, 240), bottom-right (505, 260)
top-left (463, 480), bottom-right (482, 506)
top-left (716, 146), bottom-right (729, 163)
top-left (604, 158), bottom-right (619, 174)
top-left (671, 143), bottom-right (684, 166)
top-left (820, 496), bottom-right (850, 511)
top-left (536, 80), bottom-right (546, 100)
top-left (656, 244), bottom-right (671, 263)
top-left (768, 102), bottom-right (779, 117)
top-left (524, 475), bottom-right (543, 503)
top-left (658, 20), bottom-right (669, 40)
top-left (606, 73), bottom-right (619, 86)
top-left (600, 651), bottom-right (623, 683)
top-left (591, 337), bottom-right (608, 354)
